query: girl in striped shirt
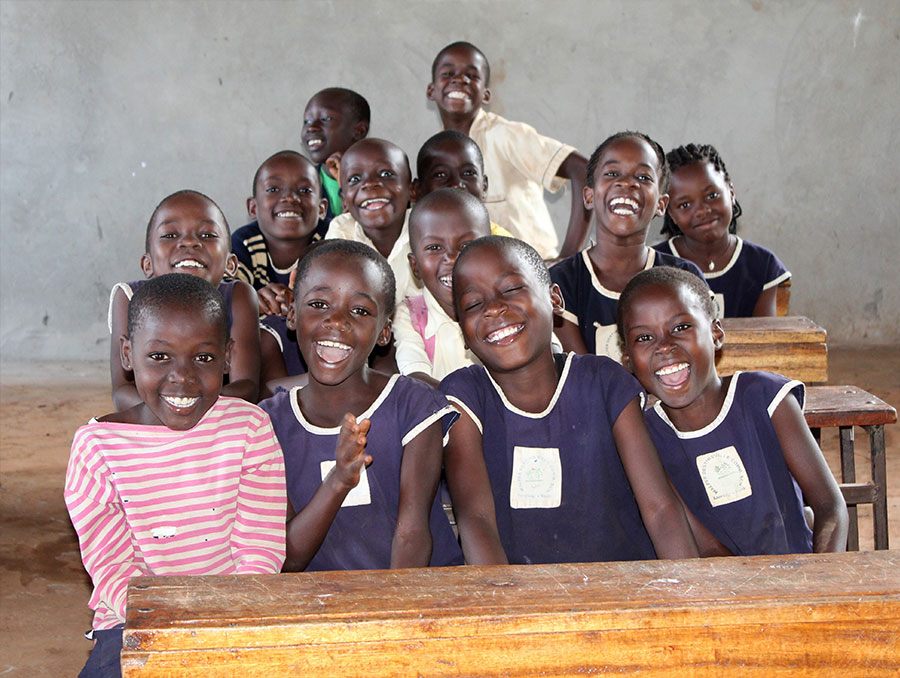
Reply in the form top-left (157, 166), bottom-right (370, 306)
top-left (66, 274), bottom-right (286, 678)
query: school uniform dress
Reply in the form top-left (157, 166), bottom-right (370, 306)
top-left (440, 352), bottom-right (656, 565)
top-left (107, 279), bottom-right (236, 333)
top-left (231, 221), bottom-right (307, 290)
top-left (644, 370), bottom-right (812, 555)
top-left (260, 375), bottom-right (464, 571)
top-left (260, 314), bottom-right (307, 377)
top-left (550, 249), bottom-right (704, 361)
top-left (653, 236), bottom-right (790, 317)
top-left (468, 108), bottom-right (576, 259)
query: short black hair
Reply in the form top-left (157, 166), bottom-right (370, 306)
top-left (416, 130), bottom-right (485, 179)
top-left (452, 235), bottom-right (550, 311)
top-left (661, 143), bottom-right (743, 238)
top-left (251, 149), bottom-right (317, 197)
top-left (616, 266), bottom-right (717, 342)
top-left (293, 239), bottom-right (396, 318)
top-left (341, 138), bottom-right (412, 183)
top-left (145, 190), bottom-right (230, 251)
top-left (431, 41), bottom-right (490, 85)
top-left (309, 87), bottom-right (371, 125)
top-left (586, 131), bottom-right (669, 193)
top-left (409, 188), bottom-right (491, 250)
top-left (128, 273), bottom-right (228, 341)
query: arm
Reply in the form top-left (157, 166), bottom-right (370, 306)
top-left (443, 408), bottom-right (508, 565)
top-left (283, 415), bottom-right (371, 572)
top-left (110, 287), bottom-right (142, 411)
top-left (752, 285), bottom-right (779, 317)
top-left (556, 152), bottom-right (592, 259)
top-left (256, 282), bottom-right (293, 318)
top-left (553, 316), bottom-right (590, 354)
top-left (259, 326), bottom-right (288, 400)
top-left (771, 393), bottom-right (848, 552)
top-left (612, 399), bottom-right (700, 559)
top-left (221, 280), bottom-right (261, 403)
top-left (672, 483), bottom-right (733, 557)
top-left (391, 420), bottom-right (444, 568)
top-left (392, 300), bottom-right (434, 380)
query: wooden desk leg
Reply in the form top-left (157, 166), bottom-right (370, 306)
top-left (867, 425), bottom-right (889, 550)
top-left (839, 426), bottom-right (859, 551)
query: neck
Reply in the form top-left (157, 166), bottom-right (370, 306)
top-left (299, 367), bottom-right (386, 429)
top-left (266, 236), bottom-right (315, 270)
top-left (439, 108), bottom-right (478, 135)
top-left (361, 219), bottom-right (404, 259)
top-left (675, 234), bottom-right (736, 270)
top-left (663, 373), bottom-right (728, 432)
top-left (588, 240), bottom-right (650, 274)
top-left (489, 350), bottom-right (559, 413)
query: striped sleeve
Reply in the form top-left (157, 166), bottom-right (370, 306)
top-left (230, 412), bottom-right (287, 574)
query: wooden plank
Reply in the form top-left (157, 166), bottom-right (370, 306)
top-left (717, 316), bottom-right (828, 383)
top-left (805, 385), bottom-right (898, 428)
top-left (720, 316), bottom-right (826, 344)
top-left (122, 552), bottom-right (900, 676)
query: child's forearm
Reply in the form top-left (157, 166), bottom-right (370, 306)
top-left (283, 472), bottom-right (354, 572)
top-left (390, 525), bottom-right (432, 569)
top-left (557, 152), bottom-right (591, 259)
top-left (644, 501), bottom-right (700, 559)
top-left (812, 504), bottom-right (849, 553)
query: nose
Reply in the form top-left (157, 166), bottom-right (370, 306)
top-left (323, 306), bottom-right (351, 331)
top-left (167, 358), bottom-right (197, 385)
top-left (178, 232), bottom-right (201, 248)
top-left (305, 118), bottom-right (322, 133)
top-left (483, 296), bottom-right (507, 317)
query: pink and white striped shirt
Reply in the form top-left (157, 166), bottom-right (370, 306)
top-left (65, 397), bottom-right (287, 630)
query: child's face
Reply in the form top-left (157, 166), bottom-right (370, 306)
top-left (667, 161), bottom-right (735, 245)
top-left (415, 140), bottom-right (487, 201)
top-left (408, 205), bottom-right (489, 316)
top-left (121, 306), bottom-right (230, 430)
top-left (427, 45), bottom-right (491, 116)
top-left (302, 92), bottom-right (367, 165)
top-left (293, 252), bottom-right (392, 387)
top-left (454, 244), bottom-right (561, 374)
top-left (340, 141), bottom-right (411, 233)
top-left (584, 137), bottom-right (668, 243)
top-left (621, 282), bottom-right (723, 412)
top-left (142, 193), bottom-right (236, 284)
top-left (249, 155), bottom-right (325, 244)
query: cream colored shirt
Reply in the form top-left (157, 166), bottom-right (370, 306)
top-left (469, 108), bottom-right (576, 259)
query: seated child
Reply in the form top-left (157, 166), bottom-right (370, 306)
top-left (654, 143), bottom-right (791, 317)
top-left (440, 236), bottom-right (699, 565)
top-left (617, 266), bottom-right (848, 555)
top-left (301, 87), bottom-right (370, 235)
top-left (231, 150), bottom-right (326, 316)
top-left (427, 41), bottom-right (590, 259)
top-left (550, 131), bottom-right (704, 362)
top-left (325, 138), bottom-right (417, 306)
top-left (396, 189), bottom-right (492, 385)
top-left (108, 190), bottom-right (260, 408)
top-left (259, 239), bottom-right (463, 571)
top-left (67, 273), bottom-right (286, 678)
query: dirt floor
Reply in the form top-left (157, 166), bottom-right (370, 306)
top-left (1, 348), bottom-right (898, 676)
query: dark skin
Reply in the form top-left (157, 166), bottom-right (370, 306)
top-left (446, 243), bottom-right (699, 564)
top-left (426, 44), bottom-right (590, 259)
top-left (301, 90), bottom-right (369, 172)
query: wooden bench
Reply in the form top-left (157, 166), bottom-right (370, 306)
top-left (121, 551), bottom-right (899, 676)
top-left (805, 385), bottom-right (897, 551)
top-left (718, 316), bottom-right (828, 384)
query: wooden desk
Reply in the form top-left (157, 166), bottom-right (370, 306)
top-left (122, 552), bottom-right (899, 676)
top-left (718, 316), bottom-right (828, 383)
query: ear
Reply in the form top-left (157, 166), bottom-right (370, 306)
top-left (223, 338), bottom-right (234, 375)
top-left (376, 319), bottom-right (393, 346)
top-left (247, 197), bottom-right (257, 218)
top-left (317, 197), bottom-right (328, 221)
top-left (482, 88), bottom-right (492, 105)
top-left (224, 253), bottom-right (239, 278)
top-left (286, 302), bottom-right (297, 331)
top-left (727, 181), bottom-right (737, 207)
top-left (582, 185), bottom-right (595, 211)
top-left (655, 193), bottom-right (670, 217)
top-left (407, 252), bottom-right (422, 281)
top-left (409, 178), bottom-right (421, 202)
top-left (120, 335), bottom-right (133, 371)
top-left (712, 318), bottom-right (725, 351)
top-left (620, 351), bottom-right (634, 373)
top-left (482, 173), bottom-right (489, 197)
top-left (140, 253), bottom-right (154, 278)
top-left (353, 120), bottom-right (369, 141)
top-left (426, 82), bottom-right (436, 102)
top-left (549, 283), bottom-right (564, 314)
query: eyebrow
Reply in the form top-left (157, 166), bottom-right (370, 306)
top-left (601, 159), bottom-right (654, 170)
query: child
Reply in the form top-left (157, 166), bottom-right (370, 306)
top-left (259, 239), bottom-right (463, 571)
top-left (67, 274), bottom-right (286, 678)
top-left (108, 190), bottom-right (261, 408)
top-left (550, 131), bottom-right (704, 362)
top-left (231, 150), bottom-right (326, 316)
top-left (325, 138), bottom-right (417, 306)
top-left (427, 41), bottom-right (590, 260)
top-left (396, 188), bottom-right (492, 385)
top-left (440, 236), bottom-right (699, 565)
top-left (617, 266), bottom-right (847, 555)
top-left (654, 143), bottom-right (791, 317)
top-left (301, 87), bottom-right (370, 234)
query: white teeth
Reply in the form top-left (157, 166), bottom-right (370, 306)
top-left (439, 274), bottom-right (453, 288)
top-left (486, 324), bottom-right (523, 344)
top-left (447, 91), bottom-right (469, 100)
top-left (276, 211), bottom-right (300, 218)
top-left (307, 139), bottom-right (323, 148)
top-left (361, 198), bottom-right (389, 209)
top-left (655, 363), bottom-right (689, 376)
top-left (317, 340), bottom-right (351, 351)
top-left (609, 197), bottom-right (639, 215)
top-left (163, 395), bottom-right (200, 408)
top-left (174, 260), bottom-right (204, 268)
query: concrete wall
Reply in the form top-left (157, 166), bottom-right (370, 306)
top-left (2, 0), bottom-right (898, 361)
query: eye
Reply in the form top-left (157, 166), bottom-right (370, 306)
top-left (321, 115), bottom-right (332, 122)
top-left (461, 296), bottom-right (483, 312)
top-left (302, 118), bottom-right (312, 125)
top-left (265, 186), bottom-right (279, 194)
top-left (351, 306), bottom-right (373, 317)
top-left (195, 353), bottom-right (215, 363)
top-left (431, 170), bottom-right (448, 179)
top-left (502, 285), bottom-right (524, 296)
top-left (199, 232), bottom-right (218, 239)
top-left (677, 201), bottom-right (691, 210)
top-left (462, 168), bottom-right (477, 177)
top-left (424, 243), bottom-right (442, 252)
top-left (159, 232), bottom-right (177, 239)
top-left (603, 170), bottom-right (619, 178)
top-left (298, 187), bottom-right (314, 194)
top-left (673, 322), bottom-right (692, 333)
top-left (637, 174), bottom-right (653, 182)
top-left (378, 169), bottom-right (395, 179)
top-left (308, 300), bottom-right (328, 310)
top-left (148, 352), bottom-right (169, 361)
top-left (633, 333), bottom-right (652, 343)
top-left (347, 174), bottom-right (361, 185)
top-left (707, 191), bottom-right (720, 200)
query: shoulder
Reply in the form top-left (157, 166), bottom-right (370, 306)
top-left (439, 363), bottom-right (487, 394)
top-left (652, 250), bottom-right (704, 278)
top-left (734, 371), bottom-right (804, 415)
top-left (212, 396), bottom-right (271, 424)
top-left (257, 388), bottom-right (294, 417)
top-left (738, 239), bottom-right (790, 274)
top-left (323, 212), bottom-right (356, 239)
top-left (231, 221), bottom-right (262, 245)
top-left (549, 250), bottom-right (585, 282)
top-left (650, 239), bottom-right (675, 256)
top-left (391, 374), bottom-right (449, 407)
top-left (226, 278), bottom-right (257, 304)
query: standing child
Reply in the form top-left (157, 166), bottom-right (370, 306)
top-left (108, 190), bottom-right (260, 408)
top-left (259, 240), bottom-right (463, 571)
top-left (68, 274), bottom-right (286, 678)
top-left (440, 236), bottom-right (699, 565)
top-left (301, 87), bottom-right (371, 234)
top-left (426, 41), bottom-right (590, 259)
top-left (550, 131), bottom-right (703, 362)
top-left (617, 266), bottom-right (847, 555)
top-left (654, 143), bottom-right (791, 317)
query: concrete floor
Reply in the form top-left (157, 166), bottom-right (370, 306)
top-left (1, 348), bottom-right (898, 676)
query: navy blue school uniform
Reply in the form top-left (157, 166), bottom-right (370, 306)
top-left (440, 352), bottom-right (657, 565)
top-left (260, 314), bottom-right (306, 377)
top-left (259, 375), bottom-right (464, 570)
top-left (644, 370), bottom-right (812, 556)
top-left (550, 249), bottom-right (704, 361)
top-left (653, 237), bottom-right (790, 317)
top-left (230, 221), bottom-right (298, 291)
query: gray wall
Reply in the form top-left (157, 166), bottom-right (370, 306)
top-left (2, 0), bottom-right (898, 361)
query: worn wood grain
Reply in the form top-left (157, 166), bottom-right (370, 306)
top-left (718, 316), bottom-right (828, 383)
top-left (805, 385), bottom-right (897, 428)
top-left (122, 551), bottom-right (899, 676)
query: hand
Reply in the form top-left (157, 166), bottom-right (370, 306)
top-left (324, 152), bottom-right (342, 183)
top-left (257, 282), bottom-right (293, 317)
top-left (332, 414), bottom-right (372, 491)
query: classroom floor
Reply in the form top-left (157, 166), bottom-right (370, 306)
top-left (1, 348), bottom-right (898, 676)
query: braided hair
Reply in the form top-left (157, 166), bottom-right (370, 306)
top-left (585, 131), bottom-right (669, 192)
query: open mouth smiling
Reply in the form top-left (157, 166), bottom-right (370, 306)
top-left (315, 339), bottom-right (352, 364)
top-left (162, 395), bottom-right (200, 410)
top-left (655, 362), bottom-right (690, 388)
top-left (174, 259), bottom-right (206, 270)
top-left (485, 323), bottom-right (524, 345)
top-left (359, 198), bottom-right (391, 211)
top-left (608, 197), bottom-right (640, 215)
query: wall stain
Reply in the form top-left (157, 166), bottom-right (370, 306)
top-left (42, 313), bottom-right (49, 326)
top-left (95, 216), bottom-right (103, 240)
